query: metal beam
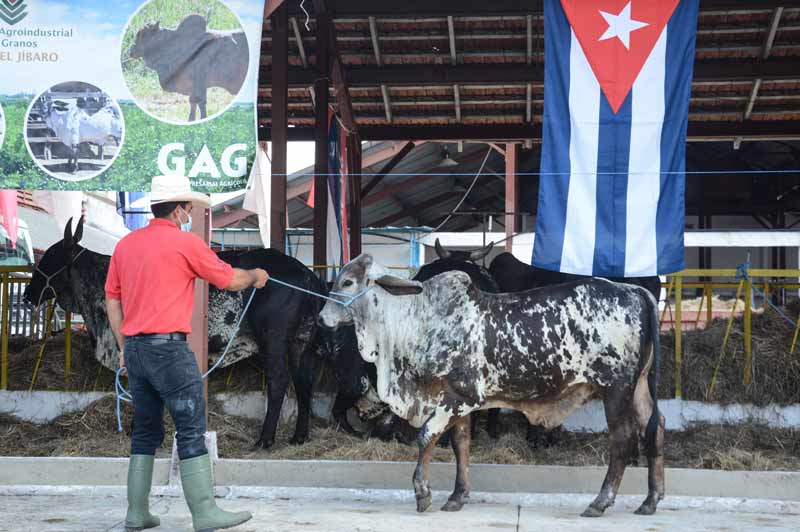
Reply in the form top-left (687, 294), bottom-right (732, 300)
top-left (271, 3), bottom-right (289, 250)
top-left (526, 14), bottom-right (533, 65)
top-left (381, 85), bottom-right (393, 123)
top-left (373, 192), bottom-right (460, 227)
top-left (212, 208), bottom-right (255, 228)
top-left (746, 7), bottom-right (784, 120)
top-left (454, 84), bottom-right (461, 122)
top-left (447, 16), bottom-right (457, 65)
top-left (368, 16), bottom-right (382, 66)
top-left (361, 141), bottom-right (416, 198)
top-left (264, 58), bottom-right (800, 87)
top-left (363, 174), bottom-right (436, 207)
top-left (290, 17), bottom-right (308, 68)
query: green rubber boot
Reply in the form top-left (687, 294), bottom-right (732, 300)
top-left (180, 454), bottom-right (252, 532)
top-left (125, 455), bottom-right (161, 532)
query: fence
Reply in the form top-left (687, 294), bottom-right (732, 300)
top-left (0, 266), bottom-right (70, 390)
top-left (664, 266), bottom-right (800, 399)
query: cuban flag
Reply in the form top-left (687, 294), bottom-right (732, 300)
top-left (117, 192), bottom-right (149, 231)
top-left (532, 0), bottom-right (699, 277)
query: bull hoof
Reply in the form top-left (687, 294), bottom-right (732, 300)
top-left (416, 494), bottom-right (432, 513)
top-left (289, 434), bottom-right (310, 445)
top-left (441, 498), bottom-right (466, 512)
top-left (253, 439), bottom-right (274, 451)
top-left (580, 505), bottom-right (605, 518)
top-left (634, 498), bottom-right (658, 516)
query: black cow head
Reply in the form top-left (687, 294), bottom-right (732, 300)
top-left (25, 217), bottom-right (84, 310)
top-left (129, 22), bottom-right (161, 60)
top-left (317, 324), bottom-right (370, 398)
top-left (414, 238), bottom-right (499, 292)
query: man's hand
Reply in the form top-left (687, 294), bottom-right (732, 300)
top-left (251, 268), bottom-right (269, 289)
top-left (119, 349), bottom-right (127, 376)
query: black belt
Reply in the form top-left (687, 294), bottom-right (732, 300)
top-left (131, 332), bottom-right (187, 341)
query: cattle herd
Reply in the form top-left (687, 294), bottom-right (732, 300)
top-left (26, 218), bottom-right (665, 518)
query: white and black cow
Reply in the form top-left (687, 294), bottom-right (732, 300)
top-left (25, 218), bottom-right (326, 449)
top-left (319, 254), bottom-right (665, 517)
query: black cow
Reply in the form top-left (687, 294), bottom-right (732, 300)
top-left (25, 218), bottom-right (325, 450)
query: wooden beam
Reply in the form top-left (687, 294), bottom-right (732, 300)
top-left (313, 5), bottom-right (330, 275)
top-left (314, 0), bottom-right (357, 135)
top-left (264, 0), bottom-right (286, 19)
top-left (504, 143), bottom-right (518, 252)
top-left (265, 120), bottom-right (800, 142)
top-left (271, 3), bottom-right (289, 250)
top-left (361, 141), bottom-right (416, 199)
top-left (347, 135), bottom-right (363, 258)
top-left (264, 58), bottom-right (800, 86)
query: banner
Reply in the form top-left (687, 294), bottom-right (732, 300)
top-left (532, 0), bottom-right (698, 277)
top-left (0, 0), bottom-right (265, 192)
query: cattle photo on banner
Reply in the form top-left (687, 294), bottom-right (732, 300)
top-left (532, 0), bottom-right (699, 277)
top-left (0, 0), bottom-right (265, 193)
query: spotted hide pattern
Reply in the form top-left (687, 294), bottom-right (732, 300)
top-left (320, 254), bottom-right (664, 516)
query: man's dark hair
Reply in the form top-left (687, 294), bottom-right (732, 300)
top-left (151, 201), bottom-right (189, 219)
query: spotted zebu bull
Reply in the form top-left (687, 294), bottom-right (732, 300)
top-left (319, 254), bottom-right (665, 517)
top-left (25, 218), bottom-right (325, 450)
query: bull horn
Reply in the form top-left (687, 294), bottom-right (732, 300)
top-left (434, 238), bottom-right (451, 260)
top-left (469, 241), bottom-right (495, 262)
top-left (62, 218), bottom-right (73, 248)
top-left (73, 215), bottom-right (85, 244)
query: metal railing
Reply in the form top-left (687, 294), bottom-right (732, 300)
top-left (0, 266), bottom-right (71, 390)
top-left (664, 267), bottom-right (800, 399)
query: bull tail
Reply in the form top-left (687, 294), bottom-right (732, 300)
top-left (642, 289), bottom-right (661, 458)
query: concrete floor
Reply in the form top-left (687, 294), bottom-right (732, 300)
top-left (0, 492), bottom-right (797, 532)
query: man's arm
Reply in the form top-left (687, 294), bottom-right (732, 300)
top-left (105, 298), bottom-right (125, 369)
top-left (227, 268), bottom-right (269, 291)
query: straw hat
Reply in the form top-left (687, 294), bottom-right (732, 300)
top-left (131, 175), bottom-right (211, 209)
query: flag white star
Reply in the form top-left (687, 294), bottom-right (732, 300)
top-left (598, 1), bottom-right (649, 50)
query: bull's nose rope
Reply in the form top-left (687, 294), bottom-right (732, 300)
top-left (114, 277), bottom-right (370, 432)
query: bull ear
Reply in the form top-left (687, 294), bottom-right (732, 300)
top-left (434, 238), bottom-right (451, 260)
top-left (73, 215), bottom-right (84, 244)
top-left (63, 218), bottom-right (73, 248)
top-left (469, 241), bottom-right (494, 262)
top-left (375, 275), bottom-right (422, 296)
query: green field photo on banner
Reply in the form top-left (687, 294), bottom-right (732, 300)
top-left (0, 0), bottom-right (265, 192)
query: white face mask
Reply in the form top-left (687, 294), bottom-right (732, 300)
top-left (178, 207), bottom-right (193, 232)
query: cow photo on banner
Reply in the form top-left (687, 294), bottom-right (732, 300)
top-left (0, 0), bottom-right (265, 192)
top-left (533, 0), bottom-right (699, 277)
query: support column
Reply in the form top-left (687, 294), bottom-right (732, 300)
top-left (189, 207), bottom-right (210, 423)
top-left (347, 135), bottom-right (363, 258)
top-left (504, 143), bottom-right (519, 252)
top-left (270, 2), bottom-right (289, 251)
top-left (313, 9), bottom-right (331, 278)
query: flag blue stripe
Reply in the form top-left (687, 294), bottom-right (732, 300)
top-left (657, 0), bottom-right (697, 273)
top-left (593, 93), bottom-right (631, 277)
top-left (532, 0), bottom-right (572, 271)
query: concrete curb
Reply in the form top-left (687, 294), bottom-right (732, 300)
top-left (1, 457), bottom-right (798, 502)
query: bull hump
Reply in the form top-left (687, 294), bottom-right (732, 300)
top-left (176, 14), bottom-right (207, 35)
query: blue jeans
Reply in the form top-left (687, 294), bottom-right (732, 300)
top-left (124, 336), bottom-right (207, 460)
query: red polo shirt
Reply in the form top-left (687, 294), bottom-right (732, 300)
top-left (105, 218), bottom-right (234, 336)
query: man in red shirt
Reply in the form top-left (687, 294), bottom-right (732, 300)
top-left (106, 175), bottom-right (267, 532)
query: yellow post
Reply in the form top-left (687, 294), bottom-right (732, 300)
top-left (674, 275), bottom-right (682, 399)
top-left (694, 287), bottom-right (704, 328)
top-left (706, 284), bottom-right (713, 325)
top-left (65, 311), bottom-right (72, 383)
top-left (744, 274), bottom-right (752, 386)
top-left (708, 280), bottom-right (743, 399)
top-left (1, 274), bottom-right (8, 390)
